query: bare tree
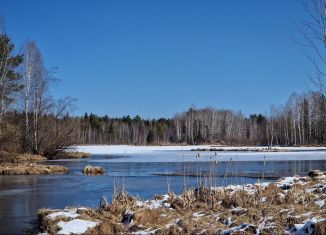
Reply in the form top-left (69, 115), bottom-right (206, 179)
top-left (19, 41), bottom-right (60, 154)
top-left (21, 41), bottom-right (39, 151)
top-left (38, 96), bottom-right (78, 155)
top-left (0, 15), bottom-right (5, 35)
top-left (300, 0), bottom-right (326, 94)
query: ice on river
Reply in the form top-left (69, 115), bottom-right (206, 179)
top-left (70, 145), bottom-right (326, 163)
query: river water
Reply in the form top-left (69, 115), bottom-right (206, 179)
top-left (0, 148), bottom-right (326, 234)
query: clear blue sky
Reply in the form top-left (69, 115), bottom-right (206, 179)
top-left (1, 0), bottom-right (313, 118)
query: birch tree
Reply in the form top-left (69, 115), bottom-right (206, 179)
top-left (20, 41), bottom-right (56, 154)
top-left (21, 41), bottom-right (40, 151)
top-left (300, 0), bottom-right (326, 94)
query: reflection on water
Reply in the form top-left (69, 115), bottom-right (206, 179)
top-left (0, 154), bottom-right (325, 234)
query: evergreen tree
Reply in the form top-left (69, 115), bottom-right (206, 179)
top-left (0, 35), bottom-right (23, 116)
top-left (147, 130), bottom-right (154, 143)
top-left (0, 34), bottom-right (23, 145)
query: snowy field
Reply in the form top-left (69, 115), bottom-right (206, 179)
top-left (72, 145), bottom-right (326, 162)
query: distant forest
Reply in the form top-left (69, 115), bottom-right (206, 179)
top-left (74, 91), bottom-right (326, 146)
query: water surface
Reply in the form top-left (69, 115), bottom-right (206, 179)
top-left (0, 150), bottom-right (325, 234)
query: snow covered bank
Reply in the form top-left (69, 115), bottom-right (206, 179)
top-left (57, 219), bottom-right (98, 235)
top-left (38, 170), bottom-right (326, 234)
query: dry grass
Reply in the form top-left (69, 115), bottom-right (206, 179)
top-left (0, 151), bottom-right (46, 163)
top-left (38, 171), bottom-right (326, 234)
top-left (0, 163), bottom-right (68, 175)
top-left (49, 151), bottom-right (91, 160)
top-left (192, 147), bottom-right (284, 152)
top-left (82, 165), bottom-right (105, 175)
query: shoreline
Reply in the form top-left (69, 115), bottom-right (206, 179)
top-left (0, 163), bottom-right (69, 175)
top-left (152, 172), bottom-right (281, 180)
top-left (37, 170), bottom-right (326, 234)
top-left (0, 151), bottom-right (90, 175)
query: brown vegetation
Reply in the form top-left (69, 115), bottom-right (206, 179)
top-left (0, 151), bottom-right (46, 163)
top-left (192, 147), bottom-right (284, 152)
top-left (0, 163), bottom-right (68, 175)
top-left (82, 165), bottom-right (105, 175)
top-left (38, 171), bottom-right (326, 234)
top-left (49, 151), bottom-right (91, 160)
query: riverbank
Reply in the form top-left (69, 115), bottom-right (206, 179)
top-left (192, 147), bottom-right (284, 152)
top-left (0, 151), bottom-right (90, 175)
top-left (37, 170), bottom-right (326, 234)
top-left (0, 163), bottom-right (69, 175)
top-left (192, 146), bottom-right (326, 152)
top-left (0, 151), bottom-right (46, 163)
top-left (48, 151), bottom-right (91, 160)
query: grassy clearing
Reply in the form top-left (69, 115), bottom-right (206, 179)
top-left (37, 170), bottom-right (326, 234)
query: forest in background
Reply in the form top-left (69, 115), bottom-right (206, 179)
top-left (1, 0), bottom-right (326, 155)
top-left (74, 91), bottom-right (326, 146)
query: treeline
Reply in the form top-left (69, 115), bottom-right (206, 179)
top-left (73, 91), bottom-right (326, 146)
top-left (0, 18), bottom-right (77, 155)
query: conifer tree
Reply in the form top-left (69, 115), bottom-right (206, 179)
top-left (0, 34), bottom-right (23, 145)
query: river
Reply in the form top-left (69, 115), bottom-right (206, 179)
top-left (0, 146), bottom-right (325, 234)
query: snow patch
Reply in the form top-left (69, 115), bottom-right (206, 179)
top-left (57, 219), bottom-right (97, 235)
top-left (136, 194), bottom-right (170, 209)
top-left (193, 212), bottom-right (205, 218)
top-left (132, 228), bottom-right (159, 235)
top-left (220, 223), bottom-right (256, 235)
top-left (287, 218), bottom-right (326, 235)
top-left (305, 188), bottom-right (315, 193)
top-left (260, 197), bottom-right (267, 203)
top-left (315, 200), bottom-right (325, 208)
top-left (46, 210), bottom-right (79, 220)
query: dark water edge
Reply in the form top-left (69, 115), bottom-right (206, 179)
top-left (0, 156), bottom-right (325, 234)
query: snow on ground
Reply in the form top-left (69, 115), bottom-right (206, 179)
top-left (221, 223), bottom-right (256, 235)
top-left (211, 182), bottom-right (270, 195)
top-left (315, 200), bottom-right (325, 208)
top-left (287, 218), bottom-right (326, 235)
top-left (132, 228), bottom-right (159, 235)
top-left (46, 210), bottom-right (79, 220)
top-left (38, 171), bottom-right (326, 235)
top-left (56, 219), bottom-right (97, 235)
top-left (136, 194), bottom-right (170, 209)
top-left (193, 212), bottom-right (205, 218)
